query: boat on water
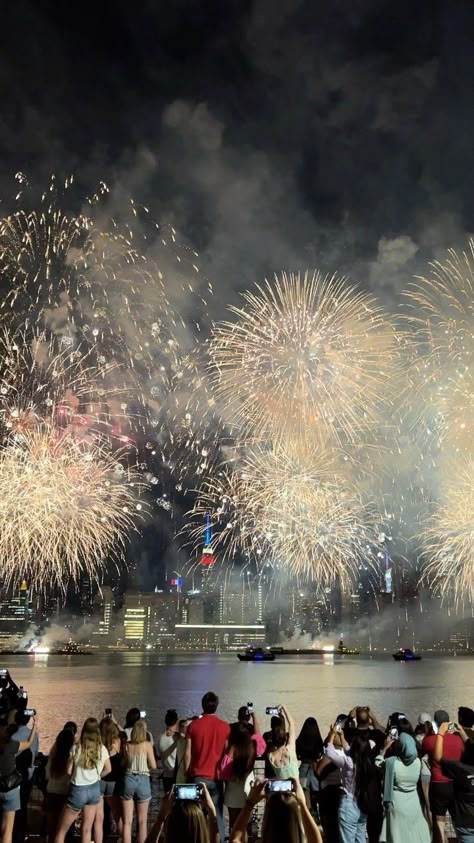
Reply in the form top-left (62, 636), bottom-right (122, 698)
top-left (237, 647), bottom-right (276, 662)
top-left (393, 647), bottom-right (422, 662)
top-left (270, 639), bottom-right (360, 657)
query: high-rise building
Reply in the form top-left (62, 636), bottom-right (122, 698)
top-left (0, 582), bottom-right (33, 646)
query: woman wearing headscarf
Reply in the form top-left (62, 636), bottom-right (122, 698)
top-left (376, 732), bottom-right (430, 843)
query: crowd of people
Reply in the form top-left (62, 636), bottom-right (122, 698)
top-left (0, 670), bottom-right (473, 843)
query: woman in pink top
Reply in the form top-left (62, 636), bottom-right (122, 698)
top-left (221, 720), bottom-right (265, 840)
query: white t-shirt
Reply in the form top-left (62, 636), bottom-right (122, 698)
top-left (70, 745), bottom-right (109, 786)
top-left (158, 732), bottom-right (178, 776)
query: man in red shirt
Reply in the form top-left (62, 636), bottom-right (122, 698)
top-left (184, 691), bottom-right (230, 840)
top-left (421, 709), bottom-right (464, 843)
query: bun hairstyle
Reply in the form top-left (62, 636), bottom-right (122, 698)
top-left (165, 709), bottom-right (179, 728)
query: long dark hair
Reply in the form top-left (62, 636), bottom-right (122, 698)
top-left (351, 735), bottom-right (375, 813)
top-left (262, 793), bottom-right (305, 843)
top-left (230, 726), bottom-right (256, 779)
top-left (49, 729), bottom-right (75, 778)
top-left (295, 717), bottom-right (323, 761)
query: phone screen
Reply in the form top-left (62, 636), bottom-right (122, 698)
top-left (265, 779), bottom-right (293, 793)
top-left (266, 707), bottom-right (280, 716)
top-left (140, 710), bottom-right (146, 719)
top-left (175, 785), bottom-right (200, 801)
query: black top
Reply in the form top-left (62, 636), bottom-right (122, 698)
top-left (441, 761), bottom-right (474, 828)
top-left (0, 740), bottom-right (20, 777)
top-left (103, 752), bottom-right (123, 782)
top-left (344, 726), bottom-right (385, 753)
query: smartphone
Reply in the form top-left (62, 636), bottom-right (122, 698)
top-left (448, 723), bottom-right (456, 733)
top-left (335, 723), bottom-right (343, 733)
top-left (335, 716), bottom-right (346, 731)
top-left (265, 779), bottom-right (294, 793)
top-left (432, 721), bottom-right (438, 735)
top-left (23, 708), bottom-right (36, 718)
top-left (247, 702), bottom-right (254, 713)
top-left (105, 708), bottom-right (112, 718)
top-left (266, 706), bottom-right (280, 716)
top-left (390, 727), bottom-right (399, 739)
top-left (174, 784), bottom-right (202, 801)
top-left (0, 669), bottom-right (8, 677)
top-left (140, 710), bottom-right (146, 719)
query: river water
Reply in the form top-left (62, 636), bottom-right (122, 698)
top-left (3, 652), bottom-right (473, 749)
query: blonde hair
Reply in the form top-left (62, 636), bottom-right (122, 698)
top-left (100, 718), bottom-right (120, 752)
top-left (130, 719), bottom-right (148, 744)
top-left (165, 801), bottom-right (210, 843)
top-left (262, 794), bottom-right (305, 843)
top-left (77, 718), bottom-right (103, 770)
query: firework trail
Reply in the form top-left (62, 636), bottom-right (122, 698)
top-left (0, 327), bottom-right (134, 447)
top-left (421, 455), bottom-right (474, 605)
top-left (404, 239), bottom-right (474, 452)
top-left (209, 270), bottom-right (397, 445)
top-left (0, 428), bottom-right (146, 593)
top-left (186, 441), bottom-right (374, 586)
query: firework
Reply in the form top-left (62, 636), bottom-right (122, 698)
top-left (421, 456), bottom-right (474, 605)
top-left (209, 271), bottom-right (397, 445)
top-left (0, 428), bottom-right (145, 592)
top-left (187, 441), bottom-right (374, 586)
top-left (0, 174), bottom-right (188, 387)
top-left (403, 239), bottom-right (474, 451)
top-left (0, 327), bottom-right (131, 447)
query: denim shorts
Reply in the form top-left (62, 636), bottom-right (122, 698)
top-left (66, 782), bottom-right (101, 811)
top-left (0, 786), bottom-right (20, 813)
top-left (100, 780), bottom-right (116, 797)
top-left (299, 763), bottom-right (320, 791)
top-left (121, 773), bottom-right (151, 802)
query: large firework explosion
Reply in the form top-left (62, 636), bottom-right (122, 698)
top-left (403, 239), bottom-right (474, 453)
top-left (0, 428), bottom-right (146, 593)
top-left (186, 441), bottom-right (374, 587)
top-left (0, 327), bottom-right (132, 447)
top-left (421, 455), bottom-right (474, 605)
top-left (209, 270), bottom-right (397, 445)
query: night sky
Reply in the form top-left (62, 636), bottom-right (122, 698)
top-left (2, 1), bottom-right (474, 592)
top-left (2, 0), bottom-right (474, 297)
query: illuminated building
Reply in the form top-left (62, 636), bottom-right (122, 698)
top-left (174, 623), bottom-right (266, 651)
top-left (0, 581), bottom-right (33, 645)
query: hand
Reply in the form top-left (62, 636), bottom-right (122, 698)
top-left (348, 707), bottom-right (357, 719)
top-left (246, 779), bottom-right (267, 806)
top-left (292, 778), bottom-right (306, 806)
top-left (384, 736), bottom-right (394, 752)
top-left (199, 783), bottom-right (216, 816)
top-left (438, 722), bottom-right (449, 737)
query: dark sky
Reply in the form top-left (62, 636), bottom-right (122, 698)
top-left (1, 0), bottom-right (474, 301)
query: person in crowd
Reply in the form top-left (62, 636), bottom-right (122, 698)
top-left (415, 713), bottom-right (434, 827)
top-left (121, 719), bottom-right (156, 843)
top-left (376, 732), bottom-right (430, 843)
top-left (229, 777), bottom-right (323, 843)
top-left (219, 724), bottom-right (257, 841)
top-left (326, 725), bottom-right (375, 843)
top-left (184, 691), bottom-right (230, 842)
top-left (99, 718), bottom-right (123, 831)
top-left (175, 719), bottom-right (190, 783)
top-left (345, 706), bottom-right (386, 751)
top-left (263, 715), bottom-right (284, 778)
top-left (145, 781), bottom-right (218, 843)
top-left (45, 729), bottom-right (75, 843)
top-left (421, 709), bottom-right (465, 843)
top-left (54, 717), bottom-right (111, 843)
top-left (12, 709), bottom-right (39, 843)
top-left (266, 704), bottom-right (299, 781)
top-left (458, 708), bottom-right (474, 741)
top-left (295, 716), bottom-right (323, 809)
top-left (157, 709), bottom-right (180, 794)
top-left (433, 720), bottom-right (474, 843)
top-left (315, 725), bottom-right (344, 843)
top-left (0, 715), bottom-right (37, 843)
top-left (62, 723), bottom-right (78, 742)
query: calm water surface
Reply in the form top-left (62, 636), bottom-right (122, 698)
top-left (3, 653), bottom-right (473, 750)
